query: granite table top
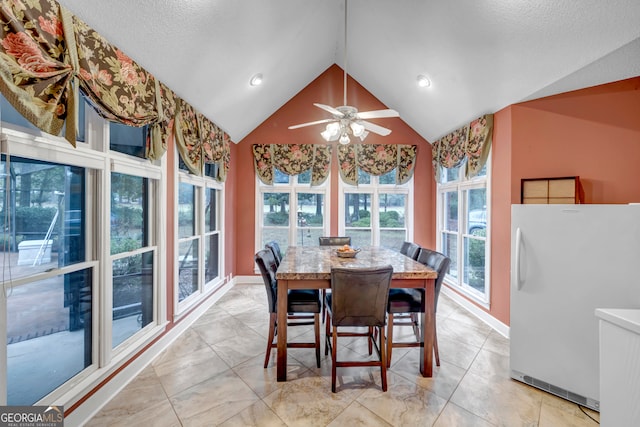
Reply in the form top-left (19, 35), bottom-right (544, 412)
top-left (276, 246), bottom-right (437, 280)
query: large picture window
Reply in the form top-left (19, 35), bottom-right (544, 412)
top-left (1, 155), bottom-right (93, 405)
top-left (256, 168), bottom-right (328, 253)
top-left (437, 160), bottom-right (490, 305)
top-left (339, 168), bottom-right (412, 249)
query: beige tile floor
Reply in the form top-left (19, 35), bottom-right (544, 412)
top-left (87, 284), bottom-right (600, 426)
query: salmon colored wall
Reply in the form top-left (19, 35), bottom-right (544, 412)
top-left (232, 139), bottom-right (259, 275)
top-left (483, 77), bottom-right (640, 327)
top-left (511, 77), bottom-right (640, 204)
top-left (226, 142), bottom-right (238, 281)
top-left (487, 107), bottom-right (513, 325)
top-left (231, 65), bottom-right (434, 276)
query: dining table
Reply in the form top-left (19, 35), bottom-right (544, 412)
top-left (275, 245), bottom-right (438, 381)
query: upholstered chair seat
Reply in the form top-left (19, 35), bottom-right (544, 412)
top-left (386, 248), bottom-right (451, 368)
top-left (255, 249), bottom-right (321, 369)
top-left (325, 265), bottom-right (393, 392)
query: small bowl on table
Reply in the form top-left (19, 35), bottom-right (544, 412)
top-left (336, 248), bottom-right (361, 258)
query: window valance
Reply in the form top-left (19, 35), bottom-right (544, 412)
top-left (0, 0), bottom-right (78, 145)
top-left (146, 81), bottom-right (177, 161)
top-left (174, 100), bottom-right (230, 181)
top-left (252, 144), bottom-right (332, 186)
top-left (0, 0), bottom-right (231, 180)
top-left (337, 144), bottom-right (418, 185)
top-left (200, 110), bottom-right (230, 182)
top-left (431, 114), bottom-right (493, 180)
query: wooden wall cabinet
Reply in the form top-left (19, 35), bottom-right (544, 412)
top-left (521, 176), bottom-right (583, 204)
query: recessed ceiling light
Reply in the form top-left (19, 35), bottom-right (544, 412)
top-left (250, 73), bottom-right (263, 86)
top-left (417, 74), bottom-right (431, 88)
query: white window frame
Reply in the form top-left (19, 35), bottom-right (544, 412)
top-left (436, 155), bottom-right (491, 307)
top-left (338, 171), bottom-right (414, 247)
top-left (107, 160), bottom-right (164, 356)
top-left (0, 101), bottom-right (167, 406)
top-left (174, 152), bottom-right (225, 317)
top-left (255, 171), bottom-right (330, 263)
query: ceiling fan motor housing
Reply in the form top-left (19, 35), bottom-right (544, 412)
top-left (335, 105), bottom-right (358, 119)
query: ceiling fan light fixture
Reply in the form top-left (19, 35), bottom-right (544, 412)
top-left (417, 74), bottom-right (431, 88)
top-left (327, 122), bottom-right (340, 134)
top-left (321, 122), bottom-right (341, 141)
top-left (350, 121), bottom-right (365, 137)
top-left (249, 73), bottom-right (263, 86)
top-left (339, 133), bottom-right (350, 145)
top-left (320, 128), bottom-right (333, 141)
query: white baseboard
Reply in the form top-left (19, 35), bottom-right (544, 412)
top-left (65, 278), bottom-right (236, 427)
top-left (441, 286), bottom-right (510, 338)
top-left (235, 275), bottom-right (262, 284)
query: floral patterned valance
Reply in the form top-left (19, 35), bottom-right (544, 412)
top-left (173, 100), bottom-right (229, 181)
top-left (466, 114), bottom-right (493, 178)
top-left (252, 144), bottom-right (332, 186)
top-left (432, 114), bottom-right (493, 181)
top-left (146, 81), bottom-right (177, 160)
top-left (175, 100), bottom-right (201, 175)
top-left (0, 0), bottom-right (78, 145)
top-left (0, 0), bottom-right (232, 181)
top-left (199, 111), bottom-right (230, 182)
top-left (73, 16), bottom-right (160, 127)
top-left (337, 144), bottom-right (418, 185)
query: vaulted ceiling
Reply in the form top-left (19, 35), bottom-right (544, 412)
top-left (58, 0), bottom-right (640, 143)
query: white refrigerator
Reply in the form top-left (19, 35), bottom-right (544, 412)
top-left (510, 204), bottom-right (640, 411)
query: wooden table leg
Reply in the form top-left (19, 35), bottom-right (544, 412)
top-left (420, 278), bottom-right (435, 377)
top-left (276, 279), bottom-right (288, 381)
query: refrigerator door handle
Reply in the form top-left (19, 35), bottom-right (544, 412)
top-left (515, 227), bottom-right (523, 290)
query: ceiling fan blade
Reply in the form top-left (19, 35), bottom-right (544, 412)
top-left (361, 120), bottom-right (392, 136)
top-left (288, 119), bottom-right (335, 130)
top-left (356, 109), bottom-right (400, 119)
top-left (313, 103), bottom-right (345, 117)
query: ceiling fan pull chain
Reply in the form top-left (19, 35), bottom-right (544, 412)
top-left (344, 0), bottom-right (348, 106)
top-left (287, 0), bottom-right (399, 140)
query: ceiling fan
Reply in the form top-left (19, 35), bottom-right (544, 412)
top-left (288, 0), bottom-right (399, 144)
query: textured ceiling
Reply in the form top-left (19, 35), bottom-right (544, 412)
top-left (57, 0), bottom-right (640, 143)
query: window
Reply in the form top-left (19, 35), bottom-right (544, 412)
top-left (109, 122), bottom-right (148, 158)
top-left (0, 95), bottom-right (165, 406)
top-left (256, 168), bottom-right (328, 252)
top-left (437, 159), bottom-right (490, 305)
top-left (339, 168), bottom-right (412, 249)
top-left (204, 187), bottom-right (221, 286)
top-left (1, 92), bottom-right (88, 142)
top-left (1, 155), bottom-right (93, 405)
top-left (177, 182), bottom-right (198, 302)
top-left (176, 153), bottom-right (224, 313)
top-left (110, 173), bottom-right (155, 348)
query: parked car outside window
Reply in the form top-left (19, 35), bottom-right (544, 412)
top-left (468, 209), bottom-right (486, 235)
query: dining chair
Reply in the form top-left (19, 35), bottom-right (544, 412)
top-left (318, 236), bottom-right (351, 321)
top-left (255, 249), bottom-right (321, 368)
top-left (386, 248), bottom-right (450, 367)
top-left (399, 241), bottom-right (412, 255)
top-left (401, 241), bottom-right (421, 260)
top-left (318, 236), bottom-right (352, 246)
top-left (386, 242), bottom-right (422, 349)
top-left (265, 240), bottom-right (282, 266)
top-left (324, 265), bottom-right (393, 392)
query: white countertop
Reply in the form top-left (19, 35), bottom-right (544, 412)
top-left (595, 308), bottom-right (640, 335)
